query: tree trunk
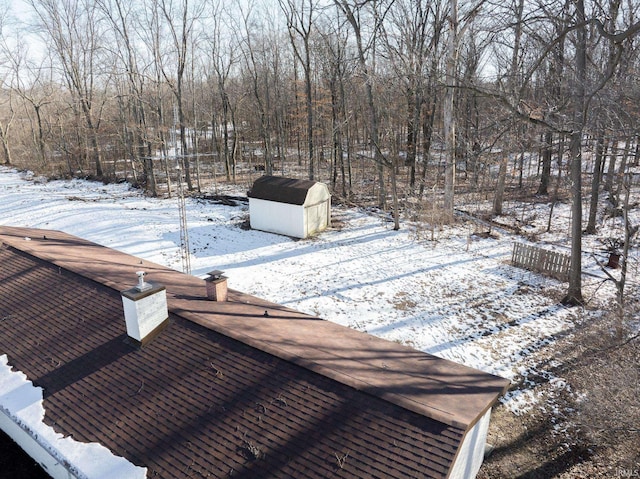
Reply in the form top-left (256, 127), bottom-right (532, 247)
top-left (230, 109), bottom-right (238, 183)
top-left (562, 0), bottom-right (586, 306)
top-left (220, 92), bottom-right (232, 181)
top-left (537, 131), bottom-right (553, 195)
top-left (89, 127), bottom-right (103, 178)
top-left (617, 173), bottom-right (636, 309)
top-left (33, 105), bottom-right (47, 167)
top-left (493, 156), bottom-right (508, 216)
top-left (585, 133), bottom-right (606, 234)
top-left (443, 0), bottom-right (458, 219)
top-left (406, 88), bottom-right (421, 188)
top-left (144, 158), bottom-right (157, 196)
top-left (391, 157), bottom-right (400, 231)
top-left (0, 121), bottom-right (12, 166)
top-left (419, 96), bottom-right (437, 198)
top-left (329, 76), bottom-right (345, 195)
top-left (604, 142), bottom-right (617, 198)
top-left (613, 138), bottom-right (631, 205)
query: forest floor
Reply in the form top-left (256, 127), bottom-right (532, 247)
top-left (479, 311), bottom-right (640, 478)
top-left (0, 165), bottom-right (639, 478)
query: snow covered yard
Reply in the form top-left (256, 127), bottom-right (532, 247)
top-left (1, 166), bottom-right (636, 461)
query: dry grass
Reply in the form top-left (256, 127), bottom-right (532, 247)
top-left (479, 295), bottom-right (640, 479)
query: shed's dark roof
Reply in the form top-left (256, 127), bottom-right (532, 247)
top-left (0, 226), bottom-right (509, 478)
top-left (247, 175), bottom-right (325, 205)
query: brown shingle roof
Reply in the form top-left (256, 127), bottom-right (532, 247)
top-left (247, 175), bottom-right (321, 205)
top-left (0, 226), bottom-right (509, 478)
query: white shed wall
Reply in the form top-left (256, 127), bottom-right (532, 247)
top-left (304, 201), bottom-right (330, 237)
top-left (306, 183), bottom-right (331, 205)
top-left (448, 408), bottom-right (492, 479)
top-left (249, 198), bottom-right (305, 238)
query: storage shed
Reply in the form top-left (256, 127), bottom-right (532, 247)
top-left (248, 175), bottom-right (331, 238)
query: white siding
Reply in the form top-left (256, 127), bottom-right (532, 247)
top-left (249, 198), bottom-right (305, 238)
top-left (448, 408), bottom-right (492, 479)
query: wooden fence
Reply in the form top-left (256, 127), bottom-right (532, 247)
top-left (511, 243), bottom-right (571, 282)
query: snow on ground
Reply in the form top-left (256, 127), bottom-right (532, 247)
top-left (0, 166), bottom-right (632, 418)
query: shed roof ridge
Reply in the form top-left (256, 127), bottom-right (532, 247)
top-left (247, 175), bottom-right (324, 205)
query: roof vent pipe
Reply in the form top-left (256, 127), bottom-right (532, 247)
top-left (136, 271), bottom-right (152, 292)
top-left (121, 271), bottom-right (169, 346)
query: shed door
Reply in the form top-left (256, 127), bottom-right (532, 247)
top-left (306, 201), bottom-right (328, 236)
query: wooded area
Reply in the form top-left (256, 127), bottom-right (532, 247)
top-left (0, 0), bottom-right (639, 304)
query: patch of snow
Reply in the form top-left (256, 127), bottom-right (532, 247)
top-left (501, 388), bottom-right (539, 415)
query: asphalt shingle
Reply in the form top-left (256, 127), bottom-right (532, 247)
top-left (0, 227), bottom-right (509, 478)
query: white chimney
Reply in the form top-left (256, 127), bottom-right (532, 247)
top-left (121, 272), bottom-right (169, 346)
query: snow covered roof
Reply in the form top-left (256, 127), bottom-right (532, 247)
top-left (0, 226), bottom-right (509, 478)
top-left (247, 175), bottom-right (328, 205)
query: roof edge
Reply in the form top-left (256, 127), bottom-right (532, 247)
top-left (0, 226), bottom-right (510, 431)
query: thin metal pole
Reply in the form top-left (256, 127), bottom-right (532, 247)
top-left (173, 105), bottom-right (191, 275)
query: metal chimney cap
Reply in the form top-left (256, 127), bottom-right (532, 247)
top-left (207, 270), bottom-right (225, 279)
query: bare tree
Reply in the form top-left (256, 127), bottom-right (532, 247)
top-left (382, 0), bottom-right (446, 192)
top-left (29, 0), bottom-right (109, 178)
top-left (564, 2), bottom-right (640, 304)
top-left (206, 0), bottom-right (241, 182)
top-left (98, 0), bottom-right (156, 194)
top-left (492, 0), bottom-right (524, 217)
top-left (279, 0), bottom-right (317, 180)
top-left (417, 4), bottom-right (446, 199)
top-left (0, 6), bottom-right (15, 166)
top-left (238, 2), bottom-right (280, 176)
top-left (595, 172), bottom-right (639, 315)
top-left (155, 0), bottom-right (203, 191)
top-left (561, 0), bottom-right (588, 305)
top-left (137, 0), bottom-right (173, 195)
top-left (477, 0), bottom-right (640, 304)
top-left (0, 85), bottom-right (15, 166)
top-left (536, 0), bottom-right (571, 198)
top-left (333, 0), bottom-right (404, 231)
top-left (8, 56), bottom-right (54, 168)
top-left (333, 0), bottom-right (388, 209)
top-left (317, 14), bottom-right (352, 196)
top-left (442, 0), bottom-right (484, 218)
